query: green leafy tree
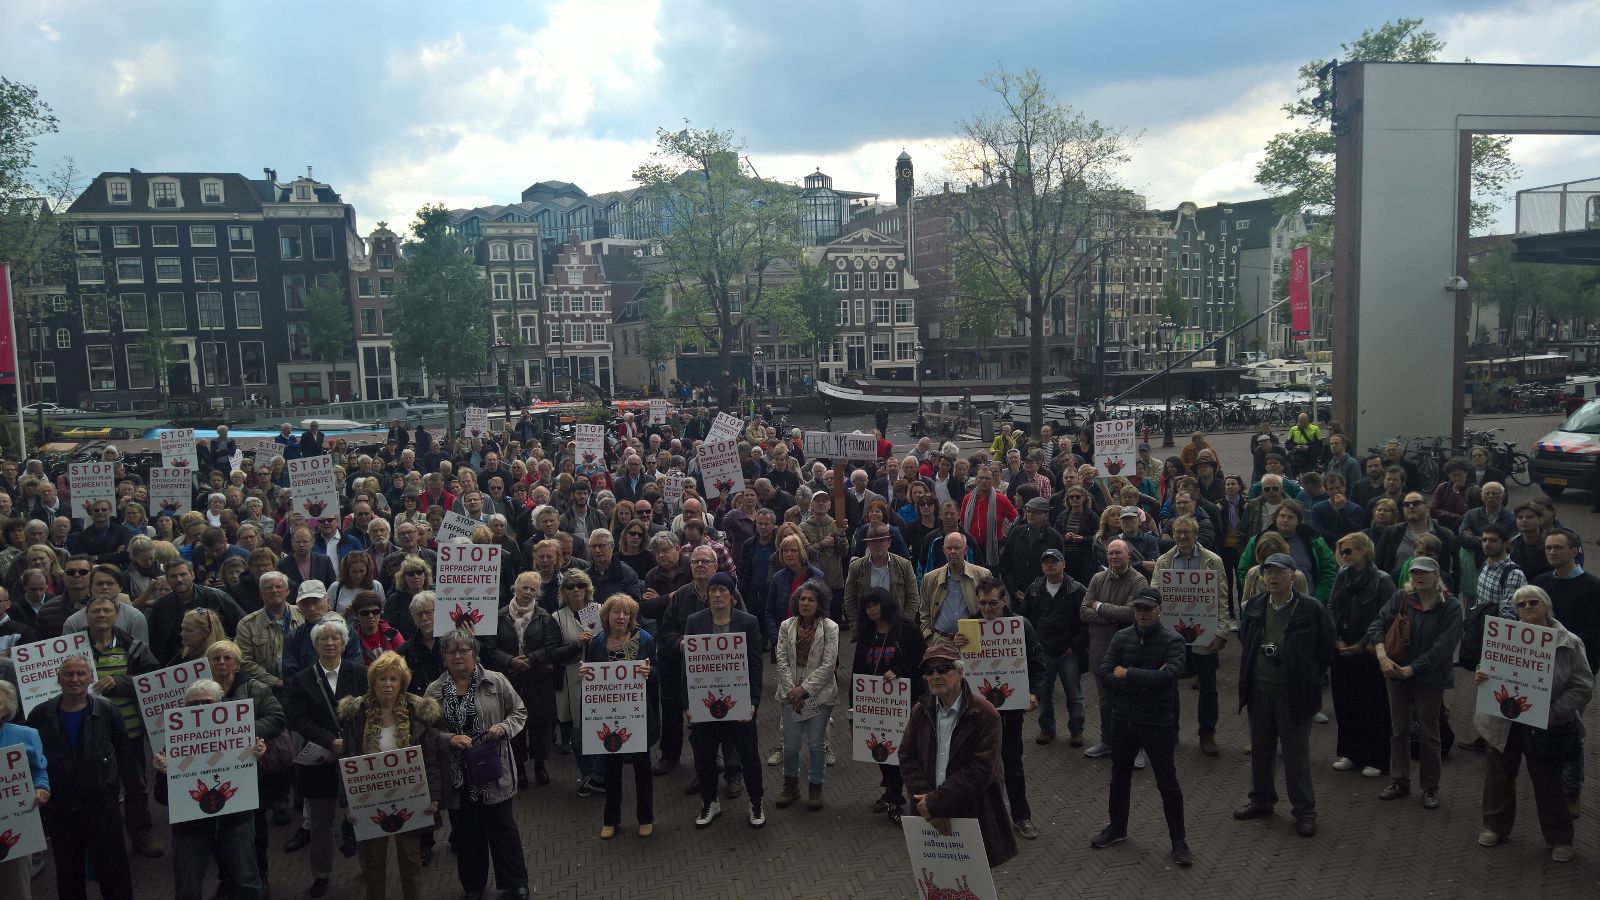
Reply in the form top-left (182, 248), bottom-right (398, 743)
top-left (943, 67), bottom-right (1137, 423)
top-left (389, 204), bottom-right (489, 430)
top-left (762, 258), bottom-right (834, 383)
top-left (1470, 240), bottom-right (1597, 345)
top-left (1159, 278), bottom-right (1187, 328)
top-left (634, 292), bottom-right (679, 394)
top-left (1256, 18), bottom-right (1517, 232)
top-left (632, 125), bottom-right (801, 411)
top-left (304, 281), bottom-right (354, 399)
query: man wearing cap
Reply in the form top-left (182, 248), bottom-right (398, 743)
top-left (899, 646), bottom-right (1018, 868)
top-left (1234, 553), bottom-right (1335, 837)
top-left (962, 576), bottom-right (1044, 839)
top-left (1080, 539), bottom-right (1149, 760)
top-left (1092, 585), bottom-right (1191, 865)
top-left (845, 523), bottom-right (917, 631)
top-left (1025, 547), bottom-right (1087, 746)
top-left (280, 579), bottom-right (361, 684)
top-left (1153, 516), bottom-right (1229, 756)
top-left (920, 533), bottom-right (991, 647)
top-left (1115, 507), bottom-right (1159, 576)
top-left (998, 497), bottom-right (1066, 603)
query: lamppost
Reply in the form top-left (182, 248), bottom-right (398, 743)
top-left (1158, 317), bottom-right (1178, 448)
top-left (914, 342), bottom-right (926, 413)
top-left (752, 346), bottom-right (765, 418)
top-left (493, 340), bottom-right (512, 426)
top-left (550, 327), bottom-right (567, 402)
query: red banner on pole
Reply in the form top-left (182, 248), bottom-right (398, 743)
top-left (1288, 245), bottom-right (1310, 337)
top-left (0, 264), bottom-right (16, 386)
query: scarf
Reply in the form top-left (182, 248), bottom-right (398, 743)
top-left (605, 628), bottom-right (642, 662)
top-left (962, 489), bottom-right (1000, 565)
top-left (440, 665), bottom-right (484, 795)
top-left (360, 695), bottom-right (414, 754)
top-left (507, 599), bottom-right (538, 655)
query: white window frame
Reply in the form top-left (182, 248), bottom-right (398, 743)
top-left (833, 273), bottom-right (848, 291)
top-left (570, 322), bottom-right (588, 342)
top-left (112, 225), bottom-right (139, 248)
top-left (228, 225), bottom-right (254, 251)
top-left (489, 242), bottom-right (508, 261)
top-left (837, 298), bottom-right (849, 327)
top-left (566, 267), bottom-right (581, 285)
top-left (107, 179), bottom-right (131, 204)
top-left (514, 242), bottom-right (534, 261)
top-left (153, 257), bottom-right (182, 282)
top-left (151, 225), bottom-right (179, 247)
top-left (592, 324), bottom-right (606, 343)
top-left (872, 299), bottom-right (890, 326)
top-left (233, 291), bottom-right (262, 328)
top-left (200, 178), bottom-right (224, 204)
top-left (548, 296), bottom-right (563, 314)
top-left (519, 314), bottom-right (538, 344)
top-left (77, 259), bottom-right (105, 283)
top-left (120, 293), bottom-right (148, 331)
top-left (87, 345), bottom-right (118, 390)
top-left (516, 272), bottom-right (535, 300)
top-left (158, 293), bottom-right (186, 330)
top-left (871, 335), bottom-right (891, 362)
top-left (56, 329), bottom-right (71, 349)
top-left (150, 179), bottom-right (180, 209)
top-left (74, 225), bottom-right (101, 251)
top-left (591, 296), bottom-right (605, 312)
top-left (884, 272), bottom-right (899, 291)
top-left (491, 272), bottom-right (510, 300)
top-left (115, 257), bottom-right (143, 283)
top-left (125, 345), bottom-right (155, 389)
top-left (894, 298), bottom-right (914, 325)
top-left (357, 276), bottom-right (374, 297)
top-left (193, 257), bottom-right (220, 283)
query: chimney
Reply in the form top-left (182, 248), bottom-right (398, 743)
top-left (306, 166), bottom-right (314, 180)
top-left (263, 167), bottom-right (278, 182)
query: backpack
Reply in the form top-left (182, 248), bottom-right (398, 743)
top-left (1457, 599), bottom-right (1499, 671)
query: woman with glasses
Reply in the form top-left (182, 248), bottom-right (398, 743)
top-left (384, 557), bottom-right (433, 641)
top-left (904, 493), bottom-right (941, 577)
top-left (426, 630), bottom-right (530, 899)
top-left (616, 522), bottom-right (654, 579)
top-left (774, 578), bottom-right (839, 811)
top-left (1326, 532), bottom-right (1395, 779)
top-left (1368, 554), bottom-right (1461, 811)
top-left (349, 591), bottom-right (405, 664)
top-left (1474, 584), bottom-right (1592, 861)
top-left (553, 570), bottom-right (604, 795)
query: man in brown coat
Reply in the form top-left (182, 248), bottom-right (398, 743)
top-left (900, 646), bottom-right (1019, 867)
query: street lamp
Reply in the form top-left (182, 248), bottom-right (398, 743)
top-left (752, 346), bottom-right (765, 418)
top-left (914, 342), bottom-right (925, 413)
top-left (1158, 317), bottom-right (1179, 448)
top-left (493, 341), bottom-right (512, 426)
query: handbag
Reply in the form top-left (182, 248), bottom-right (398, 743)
top-left (261, 729), bottom-right (305, 775)
top-left (1383, 609), bottom-right (1412, 664)
top-left (464, 738), bottom-right (505, 786)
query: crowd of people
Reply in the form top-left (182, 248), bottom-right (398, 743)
top-left (0, 406), bottom-right (1594, 899)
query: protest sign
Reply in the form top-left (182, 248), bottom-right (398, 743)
top-left (229, 450), bottom-right (244, 473)
top-left (576, 602), bottom-right (601, 634)
top-left (287, 455), bottom-right (340, 521)
top-left (0, 744), bottom-right (47, 861)
top-left (581, 661), bottom-right (649, 755)
top-left (136, 659), bottom-right (211, 753)
top-left (684, 633), bottom-right (751, 723)
top-left (67, 461), bottom-right (115, 519)
top-left (1157, 568), bottom-right (1221, 645)
top-left (707, 412), bottom-right (743, 442)
top-left (14, 633), bottom-right (95, 716)
top-left (957, 617), bottom-right (1029, 711)
top-left (1092, 418), bottom-right (1137, 477)
top-left (436, 509), bottom-right (480, 546)
top-left (851, 675), bottom-right (910, 765)
top-left (160, 428), bottom-right (198, 469)
top-left (165, 700), bottom-right (258, 824)
top-left (649, 398), bottom-right (668, 425)
top-left (698, 436), bottom-right (744, 499)
top-left (434, 544), bottom-right (501, 636)
top-left (464, 406), bottom-right (489, 440)
top-left (802, 430), bottom-right (877, 460)
top-left (575, 424), bottom-right (606, 469)
top-left (902, 816), bottom-right (998, 900)
top-left (240, 437), bottom-right (281, 466)
top-left (663, 474), bottom-right (686, 509)
top-left (149, 466), bottom-right (193, 517)
top-left (1477, 618), bottom-right (1558, 729)
top-left (341, 747), bottom-right (435, 841)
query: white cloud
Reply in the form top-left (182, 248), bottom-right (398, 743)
top-left (110, 41), bottom-right (178, 105)
top-left (416, 34), bottom-right (463, 69)
top-left (36, 21), bottom-right (58, 41)
top-left (1440, 0), bottom-right (1600, 66)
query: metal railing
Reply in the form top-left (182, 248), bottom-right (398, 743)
top-left (1515, 176), bottom-right (1600, 236)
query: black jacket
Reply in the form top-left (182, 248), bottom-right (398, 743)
top-left (276, 553), bottom-right (338, 594)
top-left (1327, 564), bottom-right (1396, 648)
top-left (660, 581), bottom-right (746, 660)
top-left (145, 587), bottom-right (246, 663)
top-left (1023, 574), bottom-right (1087, 657)
top-left (1236, 590), bottom-right (1335, 724)
top-left (1099, 620), bottom-right (1186, 727)
top-left (29, 695), bottom-right (128, 808)
top-left (1374, 522), bottom-right (1459, 590)
top-left (850, 619), bottom-right (927, 701)
top-left (997, 523), bottom-right (1067, 599)
top-left (589, 559), bottom-right (644, 603)
top-left (286, 661), bottom-right (369, 798)
top-left (401, 633), bottom-right (444, 695)
top-left (481, 604), bottom-right (575, 726)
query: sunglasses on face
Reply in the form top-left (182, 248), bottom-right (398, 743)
top-left (1403, 500), bottom-right (1424, 507)
top-left (358, 609), bottom-right (381, 618)
top-left (1514, 600), bottom-right (1541, 609)
top-left (921, 663), bottom-right (955, 676)
top-left (65, 569), bottom-right (91, 576)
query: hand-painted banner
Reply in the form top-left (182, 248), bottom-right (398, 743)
top-left (575, 424), bottom-right (606, 469)
top-left (149, 466), bottom-right (193, 517)
top-left (67, 461), bottom-right (115, 520)
top-left (464, 407), bottom-right (489, 440)
top-left (1092, 419), bottom-right (1137, 477)
top-left (803, 430), bottom-right (877, 460)
top-left (707, 412), bottom-right (743, 442)
top-left (699, 436), bottom-right (744, 499)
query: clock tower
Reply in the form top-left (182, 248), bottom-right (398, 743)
top-left (894, 150), bottom-right (913, 209)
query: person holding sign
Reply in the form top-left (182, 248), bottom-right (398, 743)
top-left (685, 572), bottom-right (766, 829)
top-left (1367, 555), bottom-right (1461, 811)
top-left (1092, 587), bottom-right (1191, 866)
top-left (483, 571), bottom-right (570, 790)
top-left (1474, 585), bottom-right (1593, 861)
top-left (425, 630), bottom-right (531, 899)
top-left (1152, 517), bottom-right (1229, 757)
top-left (851, 586), bottom-right (925, 825)
top-left (337, 652), bottom-right (442, 900)
top-left (82, 593), bottom-right (163, 858)
top-left (580, 594), bottom-right (659, 839)
top-left (0, 681), bottom-right (48, 900)
top-left (774, 579), bottom-right (840, 812)
top-left (962, 577), bottom-right (1044, 840)
top-left (26, 654), bottom-right (135, 900)
top-left (153, 679), bottom-right (267, 900)
top-left (285, 618), bottom-right (368, 894)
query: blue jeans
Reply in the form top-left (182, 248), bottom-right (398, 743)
top-left (175, 812), bottom-right (260, 900)
top-left (1037, 650), bottom-right (1085, 736)
top-left (1192, 653), bottom-right (1219, 736)
top-left (781, 703), bottom-right (833, 785)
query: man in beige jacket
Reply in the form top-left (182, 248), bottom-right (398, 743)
top-left (919, 532), bottom-right (991, 648)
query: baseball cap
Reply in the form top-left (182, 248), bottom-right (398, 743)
top-left (1119, 506), bottom-right (1141, 518)
top-left (296, 579), bottom-right (328, 602)
top-left (1409, 556), bottom-right (1440, 574)
top-left (1261, 553), bottom-right (1297, 571)
top-left (1130, 587), bottom-right (1162, 609)
top-left (1040, 548), bottom-right (1065, 563)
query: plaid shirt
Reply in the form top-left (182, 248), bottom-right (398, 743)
top-left (1477, 557), bottom-right (1527, 618)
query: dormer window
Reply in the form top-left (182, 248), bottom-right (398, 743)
top-left (200, 179), bottom-right (224, 204)
top-left (107, 179), bottom-right (131, 204)
top-left (294, 183), bottom-right (313, 201)
top-left (150, 179), bottom-right (180, 209)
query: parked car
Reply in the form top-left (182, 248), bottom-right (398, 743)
top-left (1530, 398), bottom-right (1600, 498)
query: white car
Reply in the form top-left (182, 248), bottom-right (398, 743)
top-left (20, 402), bottom-right (69, 415)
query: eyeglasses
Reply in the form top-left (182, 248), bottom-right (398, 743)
top-left (357, 609), bottom-right (381, 618)
top-left (921, 663), bottom-right (955, 676)
top-left (405, 570), bottom-right (427, 578)
top-left (563, 584), bottom-right (586, 591)
top-left (1337, 548), bottom-right (1355, 556)
top-left (1403, 500), bottom-right (1424, 507)
top-left (1514, 600), bottom-right (1541, 609)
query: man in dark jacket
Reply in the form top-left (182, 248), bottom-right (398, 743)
top-left (998, 497), bottom-right (1066, 602)
top-left (1024, 549), bottom-right (1087, 746)
top-left (29, 653), bottom-right (135, 900)
top-left (67, 498), bottom-right (128, 562)
top-left (1374, 493), bottom-right (1460, 589)
top-left (586, 529), bottom-right (643, 602)
top-left (900, 645), bottom-right (1018, 868)
top-left (145, 558), bottom-right (245, 662)
top-left (1092, 586), bottom-right (1191, 865)
top-left (1233, 553), bottom-right (1336, 838)
top-left (964, 577), bottom-right (1045, 840)
top-left (656, 547), bottom-right (745, 781)
top-left (277, 525), bottom-right (339, 593)
top-left (684, 573), bottom-right (765, 829)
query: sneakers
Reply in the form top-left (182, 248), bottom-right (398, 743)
top-left (695, 801), bottom-right (721, 829)
top-left (1477, 830), bottom-right (1502, 847)
top-left (1312, 711), bottom-right (1330, 724)
top-left (599, 825), bottom-right (616, 840)
top-left (825, 748), bottom-right (836, 767)
top-left (1134, 749), bottom-right (1148, 770)
top-left (1361, 766), bottom-right (1383, 778)
top-left (1171, 840), bottom-right (1194, 866)
top-left (887, 804), bottom-right (904, 825)
top-left (1014, 819), bottom-right (1039, 840)
top-left (1552, 845), bottom-right (1575, 863)
top-left (1379, 781), bottom-right (1410, 801)
top-left (1035, 731), bottom-right (1055, 745)
top-left (766, 748), bottom-right (782, 767)
top-left (577, 777), bottom-right (598, 799)
top-left (1332, 757), bottom-right (1354, 771)
top-left (749, 798), bottom-right (766, 829)
top-left (1089, 826), bottom-right (1127, 848)
top-left (1084, 742), bottom-right (1111, 759)
top-left (1422, 789), bottom-right (1440, 810)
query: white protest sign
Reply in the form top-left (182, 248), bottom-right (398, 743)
top-left (576, 602), bottom-right (601, 634)
top-left (435, 510), bottom-right (480, 546)
top-left (464, 407), bottom-right (489, 440)
top-left (802, 430), bottom-right (877, 460)
top-left (851, 675), bottom-right (910, 765)
top-left (699, 436), bottom-right (745, 499)
top-left (684, 633), bottom-right (751, 723)
top-left (581, 660), bottom-right (649, 755)
top-left (575, 424), bottom-right (606, 469)
top-left (707, 412), bottom-right (743, 442)
top-left (229, 450), bottom-right (244, 473)
top-left (434, 544), bottom-right (501, 636)
top-left (649, 399), bottom-right (667, 426)
top-left (1477, 618), bottom-right (1558, 729)
top-left (14, 633), bottom-right (95, 716)
top-left (0, 743), bottom-right (47, 861)
top-left (67, 461), bottom-right (115, 520)
top-left (1157, 568), bottom-right (1221, 645)
top-left (663, 474), bottom-right (686, 509)
top-left (165, 700), bottom-right (258, 824)
top-left (1092, 418), bottom-right (1138, 477)
top-left (160, 428), bottom-right (199, 470)
top-left (957, 616), bottom-right (1029, 711)
top-left (341, 747), bottom-right (435, 841)
top-left (136, 659), bottom-right (211, 754)
top-left (149, 466), bottom-right (193, 517)
top-left (240, 438), bottom-right (281, 467)
top-left (288, 455), bottom-right (340, 521)
top-left (902, 816), bottom-right (998, 900)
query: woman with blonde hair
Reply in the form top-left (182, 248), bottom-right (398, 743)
top-left (171, 607), bottom-right (227, 665)
top-left (582, 593), bottom-right (658, 839)
top-left (485, 570), bottom-right (574, 789)
top-left (1327, 531), bottom-right (1395, 778)
top-left (338, 652), bottom-right (441, 900)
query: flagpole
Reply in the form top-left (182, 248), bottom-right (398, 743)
top-left (2, 264), bottom-right (23, 456)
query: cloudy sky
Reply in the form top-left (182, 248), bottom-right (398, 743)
top-left (7, 0), bottom-right (1599, 235)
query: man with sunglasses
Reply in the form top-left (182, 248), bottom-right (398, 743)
top-left (899, 646), bottom-right (1018, 868)
top-left (1240, 474), bottom-right (1289, 544)
top-left (1374, 491), bottom-right (1459, 589)
top-left (35, 553), bottom-right (100, 638)
top-left (1233, 553), bottom-right (1335, 838)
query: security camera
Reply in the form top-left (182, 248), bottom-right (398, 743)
top-left (1445, 276), bottom-right (1469, 293)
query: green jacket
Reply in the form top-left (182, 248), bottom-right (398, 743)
top-left (1237, 529), bottom-right (1337, 605)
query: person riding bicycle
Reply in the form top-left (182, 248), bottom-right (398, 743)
top-left (1284, 413), bottom-right (1322, 477)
